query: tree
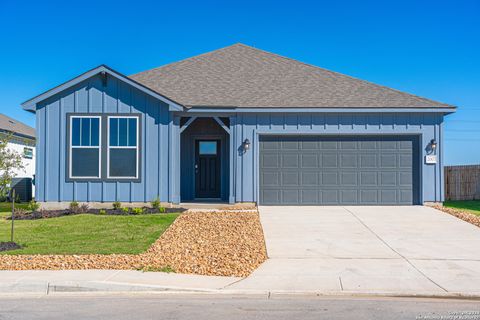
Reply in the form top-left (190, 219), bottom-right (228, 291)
top-left (0, 133), bottom-right (24, 201)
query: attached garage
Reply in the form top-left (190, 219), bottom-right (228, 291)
top-left (259, 135), bottom-right (420, 205)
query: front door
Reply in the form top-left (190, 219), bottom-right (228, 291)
top-left (195, 140), bottom-right (221, 199)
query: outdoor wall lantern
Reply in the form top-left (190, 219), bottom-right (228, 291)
top-left (242, 138), bottom-right (251, 152)
top-left (429, 139), bottom-right (437, 153)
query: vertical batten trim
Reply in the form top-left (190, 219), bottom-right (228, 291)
top-left (229, 116), bottom-right (236, 203)
top-left (58, 97), bottom-right (63, 201)
top-left (158, 103), bottom-right (162, 200)
top-left (87, 80), bottom-right (91, 202)
top-left (43, 104), bottom-right (49, 201)
top-left (143, 109), bottom-right (147, 202)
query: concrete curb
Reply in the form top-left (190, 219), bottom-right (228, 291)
top-left (1, 282), bottom-right (480, 300)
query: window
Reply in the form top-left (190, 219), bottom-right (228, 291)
top-left (23, 147), bottom-right (33, 159)
top-left (69, 116), bottom-right (101, 178)
top-left (108, 116), bottom-right (139, 178)
top-left (199, 141), bottom-right (217, 155)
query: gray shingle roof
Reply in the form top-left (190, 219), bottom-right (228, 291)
top-left (130, 43), bottom-right (453, 109)
top-left (0, 114), bottom-right (35, 139)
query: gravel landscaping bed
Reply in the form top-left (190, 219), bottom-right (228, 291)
top-left (433, 205), bottom-right (480, 228)
top-left (0, 211), bottom-right (267, 277)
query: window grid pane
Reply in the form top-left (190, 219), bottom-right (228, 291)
top-left (81, 118), bottom-right (91, 146)
top-left (110, 118), bottom-right (118, 146)
top-left (128, 118), bottom-right (137, 146)
top-left (119, 118), bottom-right (128, 146)
top-left (72, 118), bottom-right (81, 146)
top-left (91, 118), bottom-right (99, 146)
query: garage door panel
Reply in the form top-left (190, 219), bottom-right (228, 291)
top-left (261, 153), bottom-right (279, 168)
top-left (340, 141), bottom-right (357, 150)
top-left (282, 154), bottom-right (299, 168)
top-left (380, 190), bottom-right (397, 203)
top-left (340, 172), bottom-right (358, 186)
top-left (360, 172), bottom-right (378, 186)
top-left (262, 189), bottom-right (280, 203)
top-left (322, 154), bottom-right (338, 167)
top-left (399, 172), bottom-right (412, 186)
top-left (343, 154), bottom-right (359, 168)
top-left (301, 141), bottom-right (319, 149)
top-left (259, 135), bottom-right (419, 205)
top-left (322, 172), bottom-right (339, 185)
top-left (302, 172), bottom-right (319, 186)
top-left (360, 190), bottom-right (378, 204)
top-left (341, 190), bottom-right (358, 203)
top-left (322, 190), bottom-right (339, 204)
top-left (282, 190), bottom-right (299, 203)
top-left (400, 189), bottom-right (413, 203)
top-left (282, 172), bottom-right (300, 186)
top-left (360, 154), bottom-right (377, 168)
top-left (261, 172), bottom-right (279, 186)
top-left (301, 154), bottom-right (318, 168)
top-left (301, 190), bottom-right (320, 203)
top-left (380, 172), bottom-right (397, 186)
top-left (380, 154), bottom-right (397, 168)
top-left (399, 154), bottom-right (413, 167)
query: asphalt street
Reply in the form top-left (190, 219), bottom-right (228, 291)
top-left (0, 294), bottom-right (478, 320)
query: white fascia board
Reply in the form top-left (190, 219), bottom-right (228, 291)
top-left (21, 65), bottom-right (184, 112)
top-left (182, 107), bottom-right (457, 114)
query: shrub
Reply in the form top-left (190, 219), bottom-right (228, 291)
top-left (158, 206), bottom-right (166, 213)
top-left (121, 207), bottom-right (130, 214)
top-left (13, 208), bottom-right (27, 216)
top-left (113, 201), bottom-right (121, 210)
top-left (99, 209), bottom-right (107, 215)
top-left (27, 200), bottom-right (40, 211)
top-left (131, 207), bottom-right (143, 215)
top-left (69, 201), bottom-right (80, 214)
top-left (151, 197), bottom-right (161, 209)
top-left (79, 203), bottom-right (89, 213)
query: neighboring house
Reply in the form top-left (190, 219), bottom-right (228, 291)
top-left (0, 114), bottom-right (36, 194)
top-left (22, 44), bottom-right (455, 206)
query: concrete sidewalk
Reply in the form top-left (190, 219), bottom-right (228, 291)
top-left (0, 268), bottom-right (479, 298)
top-left (0, 270), bottom-right (241, 294)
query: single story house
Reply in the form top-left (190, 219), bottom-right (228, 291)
top-left (0, 114), bottom-right (36, 197)
top-left (22, 44), bottom-right (455, 206)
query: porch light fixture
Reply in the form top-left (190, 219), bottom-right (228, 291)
top-left (430, 139), bottom-right (437, 153)
top-left (242, 138), bottom-right (251, 152)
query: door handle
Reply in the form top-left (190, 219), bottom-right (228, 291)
top-left (195, 164), bottom-right (198, 174)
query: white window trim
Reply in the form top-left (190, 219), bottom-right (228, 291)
top-left (107, 116), bottom-right (139, 179)
top-left (69, 115), bottom-right (102, 179)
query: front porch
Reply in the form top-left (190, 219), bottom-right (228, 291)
top-left (177, 116), bottom-right (236, 204)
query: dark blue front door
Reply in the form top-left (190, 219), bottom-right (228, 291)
top-left (195, 140), bottom-right (221, 199)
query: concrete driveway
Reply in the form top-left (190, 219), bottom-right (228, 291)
top-left (230, 206), bottom-right (480, 295)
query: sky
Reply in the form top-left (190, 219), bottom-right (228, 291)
top-left (0, 0), bottom-right (478, 165)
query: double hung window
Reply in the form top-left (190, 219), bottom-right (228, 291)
top-left (107, 116), bottom-right (139, 179)
top-left (69, 116), bottom-right (101, 178)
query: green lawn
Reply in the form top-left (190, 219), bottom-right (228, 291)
top-left (0, 213), bottom-right (178, 255)
top-left (0, 202), bottom-right (29, 213)
top-left (444, 200), bottom-right (480, 217)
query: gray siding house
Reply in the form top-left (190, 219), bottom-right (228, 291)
top-left (22, 44), bottom-right (455, 206)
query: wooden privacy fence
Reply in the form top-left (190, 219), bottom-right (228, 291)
top-left (445, 165), bottom-right (480, 200)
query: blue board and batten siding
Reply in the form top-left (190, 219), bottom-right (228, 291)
top-left (34, 73), bottom-right (445, 204)
top-left (36, 74), bottom-right (173, 203)
top-left (231, 113), bottom-right (444, 204)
